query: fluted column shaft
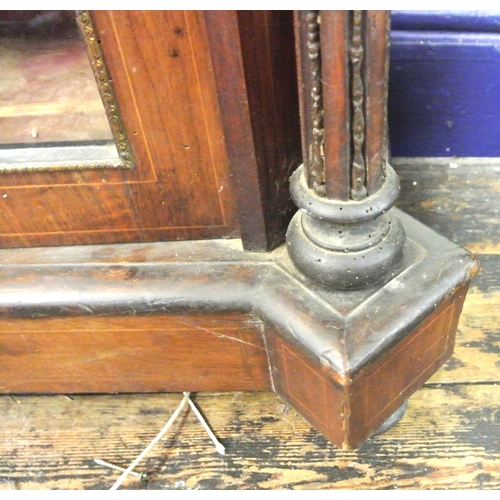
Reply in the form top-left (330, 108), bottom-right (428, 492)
top-left (288, 10), bottom-right (405, 290)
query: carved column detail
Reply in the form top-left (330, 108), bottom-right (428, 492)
top-left (287, 10), bottom-right (405, 290)
top-left (295, 11), bottom-right (325, 195)
top-left (350, 10), bottom-right (367, 201)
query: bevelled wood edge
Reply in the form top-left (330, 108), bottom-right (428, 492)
top-left (205, 11), bottom-right (301, 252)
top-left (0, 209), bottom-right (478, 380)
top-left (204, 11), bottom-right (268, 252)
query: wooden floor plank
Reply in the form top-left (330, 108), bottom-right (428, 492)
top-left (429, 289), bottom-right (500, 384)
top-left (1, 386), bottom-right (499, 490)
top-left (394, 158), bottom-right (500, 254)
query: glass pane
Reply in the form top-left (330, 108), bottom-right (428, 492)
top-left (0, 10), bottom-right (121, 168)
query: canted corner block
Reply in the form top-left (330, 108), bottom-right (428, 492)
top-left (0, 210), bottom-right (477, 449)
top-left (264, 209), bottom-right (478, 448)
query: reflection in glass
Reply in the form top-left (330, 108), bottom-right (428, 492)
top-left (0, 11), bottom-right (127, 171)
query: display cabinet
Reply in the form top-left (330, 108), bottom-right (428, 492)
top-left (0, 10), bottom-right (478, 449)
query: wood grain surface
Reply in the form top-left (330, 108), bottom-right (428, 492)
top-left (0, 314), bottom-right (271, 394)
top-left (320, 10), bottom-right (351, 200)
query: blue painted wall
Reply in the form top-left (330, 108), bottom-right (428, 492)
top-left (388, 11), bottom-right (500, 157)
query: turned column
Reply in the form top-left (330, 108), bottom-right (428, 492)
top-left (287, 10), bottom-right (405, 289)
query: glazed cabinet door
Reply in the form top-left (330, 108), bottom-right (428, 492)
top-left (0, 11), bottom-right (239, 248)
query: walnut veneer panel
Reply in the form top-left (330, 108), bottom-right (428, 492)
top-left (265, 286), bottom-right (468, 449)
top-left (0, 314), bottom-right (271, 393)
top-left (347, 288), bottom-right (467, 446)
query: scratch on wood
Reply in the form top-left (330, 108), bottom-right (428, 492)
top-left (174, 318), bottom-right (266, 351)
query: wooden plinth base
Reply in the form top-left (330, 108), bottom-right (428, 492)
top-left (0, 210), bottom-right (478, 448)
